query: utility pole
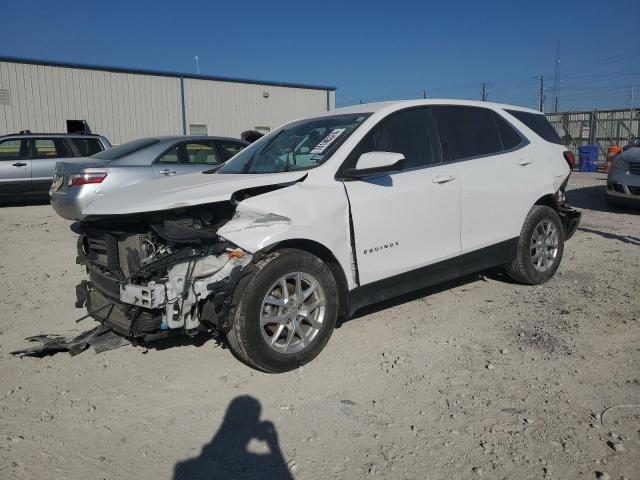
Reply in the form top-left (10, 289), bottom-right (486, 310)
top-left (481, 82), bottom-right (488, 101)
top-left (552, 40), bottom-right (560, 112)
top-left (538, 76), bottom-right (545, 112)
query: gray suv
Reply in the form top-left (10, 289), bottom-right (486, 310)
top-left (0, 132), bottom-right (111, 197)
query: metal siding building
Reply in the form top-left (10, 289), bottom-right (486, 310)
top-left (0, 57), bottom-right (336, 144)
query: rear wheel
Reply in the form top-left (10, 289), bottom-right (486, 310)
top-left (226, 249), bottom-right (339, 372)
top-left (506, 206), bottom-right (564, 285)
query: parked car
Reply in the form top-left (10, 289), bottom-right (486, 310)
top-left (50, 136), bottom-right (248, 220)
top-left (59, 100), bottom-right (581, 372)
top-left (605, 138), bottom-right (640, 208)
top-left (0, 132), bottom-right (111, 197)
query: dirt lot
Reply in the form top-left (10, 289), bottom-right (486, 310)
top-left (0, 172), bottom-right (638, 480)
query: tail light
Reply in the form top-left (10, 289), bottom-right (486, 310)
top-left (563, 151), bottom-right (576, 169)
top-left (69, 172), bottom-right (107, 186)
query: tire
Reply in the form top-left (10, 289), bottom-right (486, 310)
top-left (506, 205), bottom-right (565, 285)
top-left (226, 249), bottom-right (339, 373)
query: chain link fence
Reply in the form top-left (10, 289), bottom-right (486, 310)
top-left (546, 109), bottom-right (640, 168)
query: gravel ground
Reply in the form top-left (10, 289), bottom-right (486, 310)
top-left (0, 172), bottom-right (638, 480)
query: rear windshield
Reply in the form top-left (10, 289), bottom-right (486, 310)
top-left (505, 110), bottom-right (562, 144)
top-left (91, 138), bottom-right (159, 160)
top-left (69, 138), bottom-right (104, 156)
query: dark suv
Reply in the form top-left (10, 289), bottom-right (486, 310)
top-left (0, 132), bottom-right (111, 197)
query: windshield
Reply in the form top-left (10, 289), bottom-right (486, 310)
top-left (91, 138), bottom-right (159, 160)
top-left (217, 114), bottom-right (370, 174)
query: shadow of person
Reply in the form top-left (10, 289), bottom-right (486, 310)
top-left (173, 395), bottom-right (293, 480)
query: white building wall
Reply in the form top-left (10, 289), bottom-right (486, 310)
top-left (184, 77), bottom-right (334, 137)
top-left (0, 60), bottom-right (336, 145)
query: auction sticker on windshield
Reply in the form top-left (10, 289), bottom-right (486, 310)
top-left (310, 128), bottom-right (346, 154)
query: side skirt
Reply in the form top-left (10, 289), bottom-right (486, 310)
top-left (347, 238), bottom-right (518, 316)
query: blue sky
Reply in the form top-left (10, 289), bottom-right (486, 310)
top-left (1, 0), bottom-right (639, 111)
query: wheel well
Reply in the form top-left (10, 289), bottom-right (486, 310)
top-left (262, 239), bottom-right (350, 321)
top-left (534, 193), bottom-right (558, 210)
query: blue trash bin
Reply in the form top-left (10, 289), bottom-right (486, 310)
top-left (578, 145), bottom-right (599, 172)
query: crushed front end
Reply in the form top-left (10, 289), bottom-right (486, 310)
top-left (73, 203), bottom-right (253, 340)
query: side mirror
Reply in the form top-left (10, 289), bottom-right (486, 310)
top-left (344, 151), bottom-right (405, 179)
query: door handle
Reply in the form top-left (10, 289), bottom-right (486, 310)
top-left (12, 162), bottom-right (27, 167)
top-left (159, 169), bottom-right (177, 175)
top-left (432, 175), bottom-right (455, 184)
top-left (517, 159), bottom-right (533, 166)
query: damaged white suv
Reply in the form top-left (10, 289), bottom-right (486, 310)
top-left (65, 100), bottom-right (581, 372)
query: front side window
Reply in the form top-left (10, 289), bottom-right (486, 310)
top-left (32, 138), bottom-right (72, 159)
top-left (217, 114), bottom-right (369, 174)
top-left (0, 139), bottom-right (25, 160)
top-left (350, 108), bottom-right (442, 170)
top-left (505, 109), bottom-right (562, 145)
top-left (434, 106), bottom-right (503, 161)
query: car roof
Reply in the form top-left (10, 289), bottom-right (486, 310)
top-left (149, 135), bottom-right (248, 144)
top-left (331, 99), bottom-right (542, 116)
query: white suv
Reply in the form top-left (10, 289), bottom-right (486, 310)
top-left (64, 100), bottom-right (581, 372)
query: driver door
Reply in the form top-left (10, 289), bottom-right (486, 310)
top-left (342, 107), bottom-right (461, 285)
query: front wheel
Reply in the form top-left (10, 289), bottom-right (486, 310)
top-left (226, 249), bottom-right (339, 372)
top-left (506, 205), bottom-right (565, 285)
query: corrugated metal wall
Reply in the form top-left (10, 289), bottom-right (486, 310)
top-left (0, 60), bottom-right (335, 145)
top-left (183, 78), bottom-right (334, 138)
top-left (0, 61), bottom-right (183, 144)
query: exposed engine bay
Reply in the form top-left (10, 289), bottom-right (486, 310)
top-left (73, 201), bottom-right (255, 339)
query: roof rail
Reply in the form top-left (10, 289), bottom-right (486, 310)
top-left (5, 132), bottom-right (100, 137)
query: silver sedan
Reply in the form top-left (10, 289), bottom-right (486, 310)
top-left (50, 136), bottom-right (248, 220)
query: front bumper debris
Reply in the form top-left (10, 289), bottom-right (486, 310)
top-left (558, 205), bottom-right (581, 240)
top-left (11, 325), bottom-right (130, 357)
top-left (76, 248), bottom-right (253, 338)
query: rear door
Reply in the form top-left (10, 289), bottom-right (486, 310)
top-left (343, 107), bottom-right (461, 285)
top-left (0, 138), bottom-right (30, 195)
top-left (433, 106), bottom-right (536, 254)
top-left (30, 137), bottom-right (75, 193)
top-left (153, 141), bottom-right (222, 177)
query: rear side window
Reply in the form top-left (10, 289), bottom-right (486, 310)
top-left (92, 138), bottom-right (159, 160)
top-left (505, 110), bottom-right (562, 144)
top-left (32, 138), bottom-right (72, 159)
top-left (185, 143), bottom-right (219, 164)
top-left (352, 107), bottom-right (442, 169)
top-left (69, 138), bottom-right (104, 156)
top-left (157, 142), bottom-right (221, 165)
top-left (218, 141), bottom-right (247, 160)
top-left (434, 106), bottom-right (502, 161)
top-left (494, 113), bottom-right (523, 150)
top-left (0, 139), bottom-right (25, 160)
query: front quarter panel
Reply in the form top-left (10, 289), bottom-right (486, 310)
top-left (217, 180), bottom-right (356, 289)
